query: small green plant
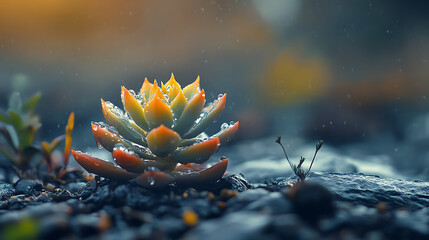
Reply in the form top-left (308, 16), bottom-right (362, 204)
top-left (0, 92), bottom-right (75, 180)
top-left (276, 136), bottom-right (323, 182)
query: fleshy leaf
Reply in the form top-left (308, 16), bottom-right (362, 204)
top-left (140, 78), bottom-right (153, 99)
top-left (183, 93), bottom-right (227, 139)
top-left (173, 90), bottom-right (205, 135)
top-left (101, 99), bottom-right (145, 145)
top-left (164, 73), bottom-right (182, 100)
top-left (143, 97), bottom-right (173, 129)
top-left (72, 150), bottom-right (137, 181)
top-left (135, 170), bottom-right (174, 188)
top-left (149, 80), bottom-right (167, 102)
top-left (91, 122), bottom-right (155, 159)
top-left (174, 158), bottom-right (228, 184)
top-left (170, 91), bottom-right (187, 120)
top-left (122, 86), bottom-right (149, 131)
top-left (212, 121), bottom-right (239, 146)
top-left (182, 76), bottom-right (201, 100)
top-left (147, 125), bottom-right (181, 157)
top-left (171, 137), bottom-right (220, 164)
top-left (112, 147), bottom-right (176, 173)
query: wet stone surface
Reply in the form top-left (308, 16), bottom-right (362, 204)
top-left (0, 172), bottom-right (428, 240)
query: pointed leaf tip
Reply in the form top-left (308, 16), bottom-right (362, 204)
top-left (144, 97), bottom-right (173, 129)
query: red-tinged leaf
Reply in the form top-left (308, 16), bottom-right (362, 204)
top-left (112, 147), bottom-right (176, 173)
top-left (174, 158), bottom-right (229, 184)
top-left (146, 125), bottom-right (181, 157)
top-left (135, 170), bottom-right (174, 188)
top-left (171, 137), bottom-right (220, 164)
top-left (213, 121), bottom-right (239, 146)
top-left (72, 150), bottom-right (137, 181)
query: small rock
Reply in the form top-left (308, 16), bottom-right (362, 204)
top-left (245, 192), bottom-right (292, 214)
top-left (0, 183), bottom-right (15, 201)
top-left (14, 179), bottom-right (43, 196)
top-left (39, 214), bottom-right (72, 239)
top-left (219, 174), bottom-right (252, 192)
top-left (64, 182), bottom-right (86, 194)
top-left (287, 182), bottom-right (335, 224)
top-left (184, 211), bottom-right (272, 240)
top-left (72, 214), bottom-right (100, 237)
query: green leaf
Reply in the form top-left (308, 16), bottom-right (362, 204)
top-left (0, 125), bottom-right (18, 151)
top-left (7, 110), bottom-right (23, 130)
top-left (0, 111), bottom-right (9, 123)
top-left (22, 92), bottom-right (41, 112)
top-left (8, 92), bottom-right (22, 112)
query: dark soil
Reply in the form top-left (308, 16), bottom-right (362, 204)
top-left (0, 172), bottom-right (428, 240)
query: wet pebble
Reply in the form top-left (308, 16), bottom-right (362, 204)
top-left (184, 211), bottom-right (272, 240)
top-left (14, 179), bottom-right (43, 195)
top-left (244, 192), bottom-right (292, 214)
top-left (287, 182), bottom-right (335, 224)
top-left (0, 183), bottom-right (15, 201)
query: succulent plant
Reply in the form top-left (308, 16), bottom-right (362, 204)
top-left (72, 74), bottom-right (239, 188)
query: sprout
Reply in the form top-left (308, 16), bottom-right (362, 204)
top-left (276, 136), bottom-right (323, 182)
top-left (0, 92), bottom-right (76, 181)
top-left (72, 74), bottom-right (239, 188)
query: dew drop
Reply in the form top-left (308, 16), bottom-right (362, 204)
top-left (96, 141), bottom-right (104, 149)
top-left (148, 176), bottom-right (155, 186)
top-left (221, 123), bottom-right (228, 130)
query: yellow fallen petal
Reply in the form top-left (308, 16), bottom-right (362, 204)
top-left (143, 97), bottom-right (174, 129)
top-left (182, 209), bottom-right (198, 227)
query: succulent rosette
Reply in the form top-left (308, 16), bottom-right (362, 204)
top-left (72, 74), bottom-right (238, 188)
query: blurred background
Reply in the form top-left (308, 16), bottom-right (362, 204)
top-left (1, 0), bottom-right (429, 178)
